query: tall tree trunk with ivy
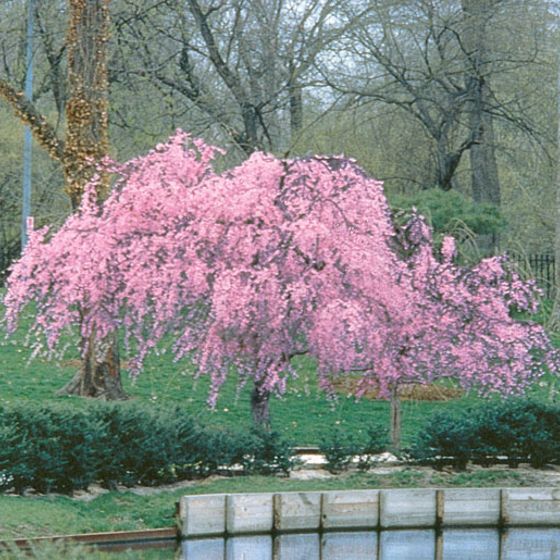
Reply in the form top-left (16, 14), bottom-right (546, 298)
top-left (0, 1), bottom-right (125, 399)
top-left (63, 0), bottom-right (110, 207)
top-left (56, 0), bottom-right (126, 399)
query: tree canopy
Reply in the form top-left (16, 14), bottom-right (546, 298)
top-left (3, 131), bottom-right (557, 428)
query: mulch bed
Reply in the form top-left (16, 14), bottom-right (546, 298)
top-left (332, 377), bottom-right (464, 401)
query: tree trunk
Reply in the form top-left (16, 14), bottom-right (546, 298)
top-left (469, 107), bottom-right (500, 256)
top-left (64, 0), bottom-right (111, 207)
top-left (57, 0), bottom-right (125, 399)
top-left (288, 60), bottom-right (303, 141)
top-left (390, 387), bottom-right (401, 450)
top-left (469, 103), bottom-right (500, 208)
top-left (240, 102), bottom-right (260, 155)
top-left (462, 0), bottom-right (501, 256)
top-left (251, 380), bottom-right (271, 430)
top-left (57, 330), bottom-right (127, 399)
top-left (549, 45), bottom-right (560, 340)
top-left (435, 144), bottom-right (462, 192)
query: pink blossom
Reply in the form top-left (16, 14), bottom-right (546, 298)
top-left (2, 131), bottom-right (557, 407)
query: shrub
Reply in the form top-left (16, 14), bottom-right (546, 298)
top-left (410, 399), bottom-right (560, 470)
top-left (318, 423), bottom-right (390, 473)
top-left (319, 428), bottom-right (361, 473)
top-left (356, 423), bottom-right (390, 471)
top-left (0, 401), bottom-right (295, 494)
top-left (0, 404), bottom-right (105, 493)
top-left (90, 403), bottom-right (202, 488)
top-left (483, 400), bottom-right (560, 468)
top-left (410, 409), bottom-right (478, 470)
top-left (191, 428), bottom-right (247, 476)
top-left (389, 188), bottom-right (505, 238)
top-left (189, 427), bottom-right (296, 476)
top-left (240, 428), bottom-right (296, 475)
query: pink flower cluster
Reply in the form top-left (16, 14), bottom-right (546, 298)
top-left (3, 131), bottom-right (557, 403)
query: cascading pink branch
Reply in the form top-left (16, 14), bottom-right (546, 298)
top-left (3, 130), bottom-right (558, 426)
top-left (331, 212), bottom-right (557, 401)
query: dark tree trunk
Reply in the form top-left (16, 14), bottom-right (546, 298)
top-left (239, 102), bottom-right (260, 155)
top-left (288, 61), bottom-right (303, 139)
top-left (390, 387), bottom-right (402, 450)
top-left (469, 83), bottom-right (500, 256)
top-left (57, 0), bottom-right (126, 399)
top-left (57, 331), bottom-right (127, 400)
top-left (251, 380), bottom-right (271, 430)
top-left (436, 146), bottom-right (462, 192)
top-left (469, 105), bottom-right (500, 208)
top-left (462, 0), bottom-right (501, 255)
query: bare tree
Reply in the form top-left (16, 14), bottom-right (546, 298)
top-left (112, 0), bottom-right (348, 156)
top-left (320, 0), bottom-right (544, 204)
top-left (461, 0), bottom-right (500, 207)
top-left (459, 0), bottom-right (502, 252)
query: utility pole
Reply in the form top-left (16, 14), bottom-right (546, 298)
top-left (21, 0), bottom-right (34, 249)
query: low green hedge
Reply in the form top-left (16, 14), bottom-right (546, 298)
top-left (410, 398), bottom-right (560, 470)
top-left (318, 423), bottom-right (389, 473)
top-left (0, 402), bottom-right (294, 494)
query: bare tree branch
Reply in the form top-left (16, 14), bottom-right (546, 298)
top-left (0, 78), bottom-right (65, 161)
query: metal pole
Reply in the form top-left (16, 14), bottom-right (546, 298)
top-left (21, 0), bottom-right (34, 250)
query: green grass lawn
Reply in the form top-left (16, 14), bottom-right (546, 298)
top-left (0, 299), bottom-right (557, 545)
top-left (0, 310), bottom-right (493, 447)
top-left (0, 467), bottom-right (531, 541)
top-left (3, 294), bottom-right (556, 446)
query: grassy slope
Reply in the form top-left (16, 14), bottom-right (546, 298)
top-left (0, 299), bottom-right (556, 541)
top-left (0, 468), bottom-right (530, 540)
top-left (0, 312), bottom-right (485, 447)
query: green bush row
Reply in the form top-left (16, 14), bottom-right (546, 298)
top-left (0, 402), bottom-right (294, 494)
top-left (410, 398), bottom-right (560, 470)
top-left (318, 424), bottom-right (390, 473)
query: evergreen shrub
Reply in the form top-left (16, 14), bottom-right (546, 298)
top-left (319, 428), bottom-right (359, 473)
top-left (0, 402), bottom-right (294, 494)
top-left (410, 398), bottom-right (560, 470)
top-left (319, 423), bottom-right (389, 473)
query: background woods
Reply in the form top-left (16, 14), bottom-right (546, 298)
top-left (0, 0), bottom-right (558, 258)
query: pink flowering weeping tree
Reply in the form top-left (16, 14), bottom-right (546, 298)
top-left (2, 130), bottom-right (404, 425)
top-left (92, 132), bottom-right (407, 427)
top-left (3, 131), bottom-right (558, 439)
top-left (2, 133), bottom-right (220, 397)
top-left (312, 211), bottom-right (559, 447)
